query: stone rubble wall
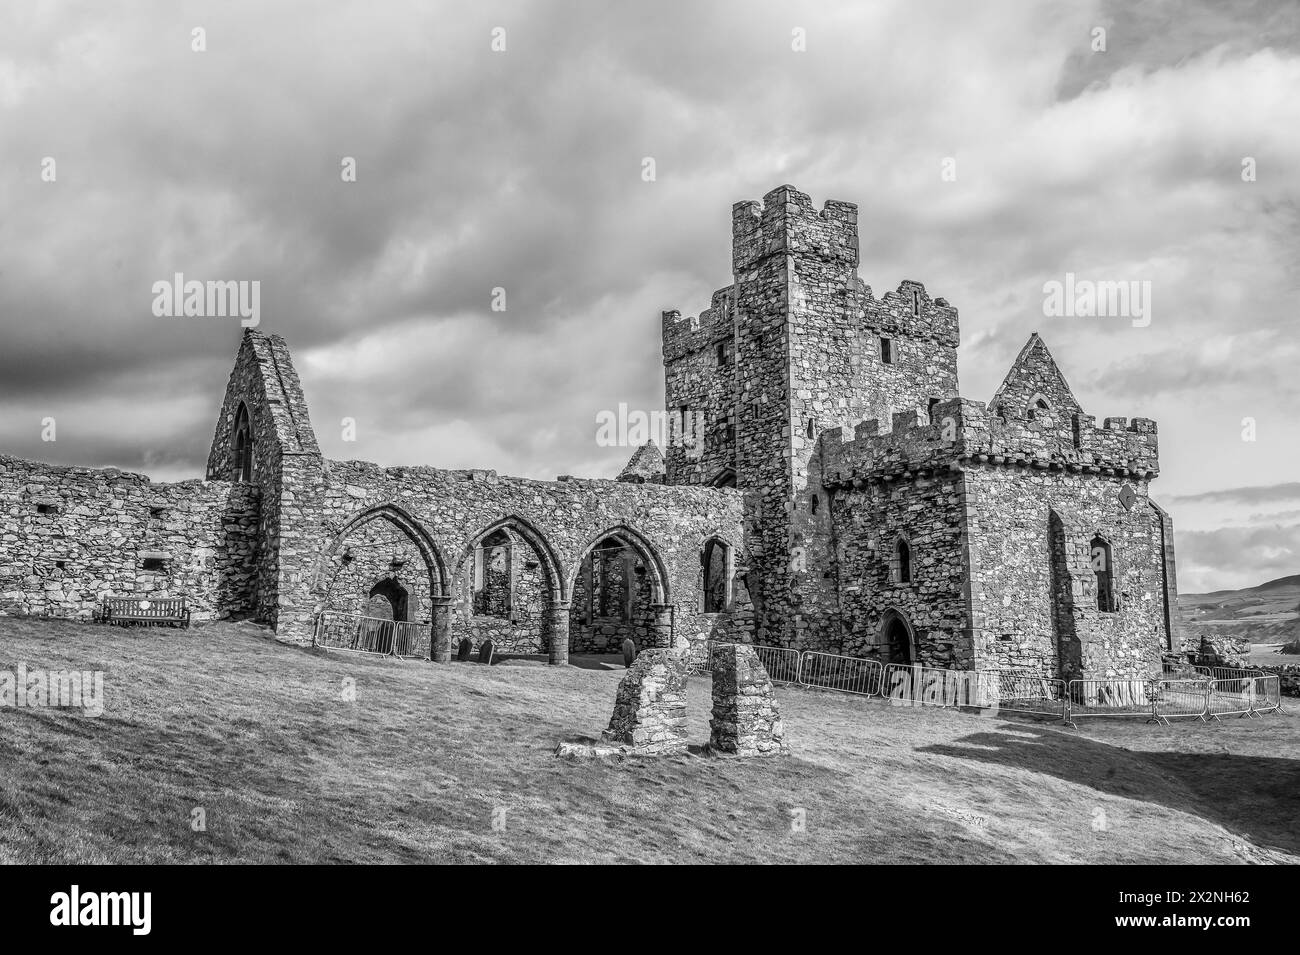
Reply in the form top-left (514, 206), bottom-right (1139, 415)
top-left (0, 454), bottom-right (260, 621)
top-left (831, 465), bottom-right (973, 666)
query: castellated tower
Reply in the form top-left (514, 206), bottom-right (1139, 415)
top-left (662, 185), bottom-right (961, 649)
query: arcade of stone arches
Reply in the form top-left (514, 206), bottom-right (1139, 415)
top-left (314, 506), bottom-right (737, 662)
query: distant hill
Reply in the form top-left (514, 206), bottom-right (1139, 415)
top-left (1179, 574), bottom-right (1300, 650)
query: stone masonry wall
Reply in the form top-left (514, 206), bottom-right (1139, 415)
top-left (0, 454), bottom-right (260, 621)
top-left (830, 463), bottom-right (972, 666)
top-left (966, 467), bottom-right (1168, 680)
top-left (274, 458), bottom-right (748, 656)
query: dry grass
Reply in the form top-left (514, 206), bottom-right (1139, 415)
top-left (0, 617), bottom-right (1296, 864)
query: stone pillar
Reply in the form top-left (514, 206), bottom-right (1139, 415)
top-left (545, 599), bottom-right (571, 666)
top-left (601, 647), bottom-right (690, 755)
top-left (709, 643), bottom-right (789, 757)
top-left (430, 596), bottom-right (453, 663)
top-left (646, 603), bottom-right (675, 649)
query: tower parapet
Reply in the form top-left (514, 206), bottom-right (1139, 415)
top-left (820, 397), bottom-right (1160, 488)
top-left (661, 286), bottom-right (734, 364)
top-left (731, 185), bottom-right (859, 274)
top-left (854, 280), bottom-right (960, 349)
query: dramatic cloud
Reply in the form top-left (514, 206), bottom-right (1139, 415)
top-left (1169, 482), bottom-right (1300, 505)
top-left (1, 0), bottom-right (1296, 590)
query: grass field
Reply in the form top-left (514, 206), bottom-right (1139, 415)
top-left (0, 617), bottom-right (1296, 864)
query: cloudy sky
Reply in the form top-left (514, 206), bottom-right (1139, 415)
top-left (1, 0), bottom-right (1297, 592)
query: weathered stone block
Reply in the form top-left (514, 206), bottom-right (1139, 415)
top-left (600, 647), bottom-right (690, 755)
top-left (708, 643), bottom-right (789, 757)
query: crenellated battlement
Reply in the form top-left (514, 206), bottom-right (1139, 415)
top-left (852, 278), bottom-right (960, 348)
top-left (732, 184), bottom-right (859, 274)
top-left (661, 286), bottom-right (734, 363)
top-left (820, 395), bottom-right (1160, 487)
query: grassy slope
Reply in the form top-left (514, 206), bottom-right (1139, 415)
top-left (0, 618), bottom-right (1296, 864)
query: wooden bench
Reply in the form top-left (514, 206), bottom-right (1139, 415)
top-left (100, 596), bottom-right (191, 628)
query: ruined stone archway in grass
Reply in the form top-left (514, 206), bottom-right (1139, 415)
top-left (313, 504), bottom-right (449, 655)
top-left (568, 525), bottom-right (670, 655)
top-left (451, 515), bottom-right (565, 657)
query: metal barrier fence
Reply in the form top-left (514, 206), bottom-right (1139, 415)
top-left (313, 611), bottom-right (430, 659)
top-left (1253, 676), bottom-right (1282, 715)
top-left (990, 670), bottom-right (1070, 718)
top-left (1205, 678), bottom-right (1253, 720)
top-left (686, 640), bottom-right (1284, 727)
top-left (751, 645), bottom-right (803, 685)
top-left (881, 663), bottom-right (998, 710)
top-left (800, 651), bottom-right (885, 697)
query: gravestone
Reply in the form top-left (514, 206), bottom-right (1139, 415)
top-left (622, 637), bottom-right (637, 667)
top-left (457, 637), bottom-right (472, 661)
top-left (477, 639), bottom-right (494, 664)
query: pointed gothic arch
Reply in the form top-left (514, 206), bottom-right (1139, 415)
top-left (231, 401), bottom-right (254, 482)
top-left (708, 467), bottom-right (737, 489)
top-left (460, 515), bottom-right (565, 603)
top-left (568, 524), bottom-right (669, 606)
top-left (880, 608), bottom-right (916, 666)
top-left (316, 503), bottom-right (449, 601)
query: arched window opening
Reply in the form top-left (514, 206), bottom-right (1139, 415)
top-left (1091, 535), bottom-right (1116, 612)
top-left (473, 529), bottom-right (513, 619)
top-left (231, 403), bottom-right (254, 483)
top-left (1027, 397), bottom-right (1050, 421)
top-left (892, 536), bottom-right (912, 585)
top-left (701, 538), bottom-right (731, 613)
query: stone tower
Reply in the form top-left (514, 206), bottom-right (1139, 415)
top-left (663, 185), bottom-right (961, 649)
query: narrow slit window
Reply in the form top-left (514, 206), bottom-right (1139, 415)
top-left (892, 537), bottom-right (912, 584)
top-left (1091, 536), bottom-right (1116, 613)
top-left (880, 338), bottom-right (894, 364)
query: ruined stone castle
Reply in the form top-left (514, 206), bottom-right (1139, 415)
top-left (0, 185), bottom-right (1181, 680)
